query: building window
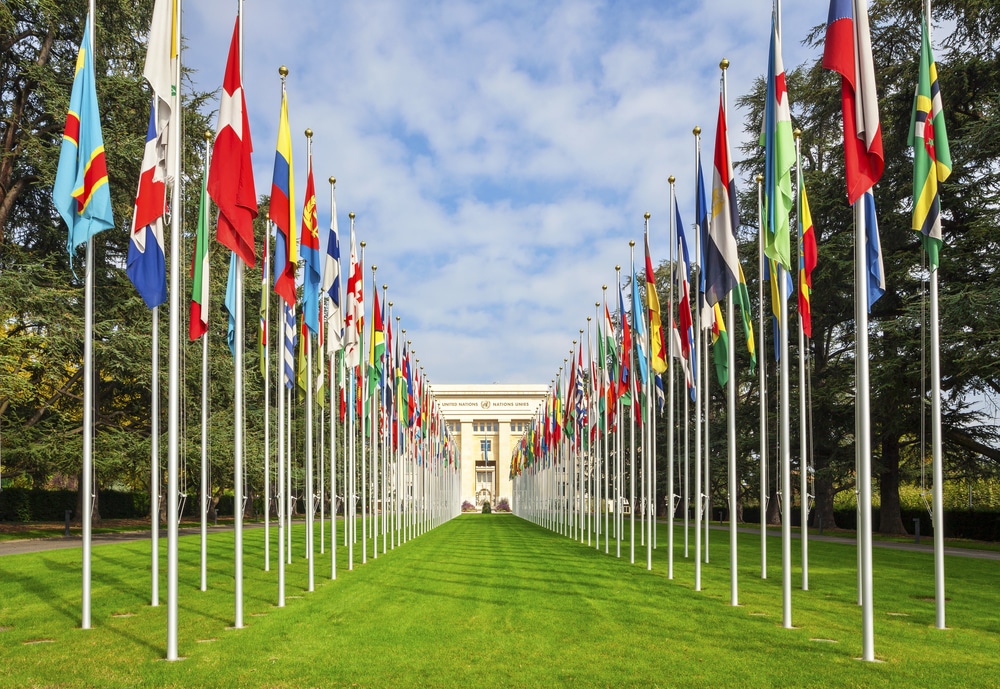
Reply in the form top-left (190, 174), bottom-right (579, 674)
top-left (476, 471), bottom-right (494, 485)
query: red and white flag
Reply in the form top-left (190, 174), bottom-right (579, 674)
top-left (208, 17), bottom-right (257, 266)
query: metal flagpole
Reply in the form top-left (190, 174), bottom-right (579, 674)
top-left (329, 177), bottom-right (338, 580)
top-left (643, 214), bottom-right (654, 571)
top-left (263, 219), bottom-right (271, 572)
top-left (360, 240), bottom-right (367, 564)
top-left (371, 271), bottom-right (381, 561)
top-left (692, 130), bottom-right (703, 591)
top-left (602, 286), bottom-right (610, 555)
top-left (795, 129), bottom-right (809, 591)
top-left (305, 131), bottom-right (315, 593)
top-left (151, 305), bottom-right (160, 606)
top-left (200, 132), bottom-right (212, 592)
top-left (722, 57), bottom-right (739, 606)
top-left (856, 197), bottom-right (874, 660)
top-left (277, 303), bottom-right (286, 605)
top-left (924, 0), bottom-right (946, 631)
top-left (757, 174), bottom-right (768, 579)
top-left (164, 0), bottom-right (184, 657)
top-left (667, 177), bottom-right (677, 579)
top-left (628, 242), bottom-right (636, 565)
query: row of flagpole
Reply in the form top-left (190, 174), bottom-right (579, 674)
top-left (510, 0), bottom-right (954, 662)
top-left (53, 0), bottom-right (463, 660)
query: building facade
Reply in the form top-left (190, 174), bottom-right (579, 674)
top-left (430, 384), bottom-right (548, 509)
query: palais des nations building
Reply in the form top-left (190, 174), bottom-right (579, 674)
top-left (429, 384), bottom-right (548, 508)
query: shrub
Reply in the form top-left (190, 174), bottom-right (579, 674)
top-left (495, 498), bottom-right (511, 512)
top-left (461, 500), bottom-right (476, 513)
top-left (482, 501), bottom-right (491, 514)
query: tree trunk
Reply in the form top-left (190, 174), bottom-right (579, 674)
top-left (813, 473), bottom-right (837, 530)
top-left (878, 433), bottom-right (907, 534)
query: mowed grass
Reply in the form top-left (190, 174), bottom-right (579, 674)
top-left (0, 515), bottom-right (997, 688)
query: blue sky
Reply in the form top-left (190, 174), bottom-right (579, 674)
top-left (182, 0), bottom-right (825, 385)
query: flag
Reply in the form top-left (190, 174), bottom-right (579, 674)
top-left (323, 186), bottom-right (343, 354)
top-left (143, 0), bottom-right (178, 180)
top-left (675, 204), bottom-right (697, 399)
top-left (823, 0), bottom-right (884, 205)
top-left (798, 178), bottom-right (818, 338)
top-left (223, 251), bottom-right (238, 357)
top-left (711, 302), bottom-right (729, 387)
top-left (189, 151), bottom-right (211, 340)
top-left (301, 152), bottom-right (322, 334)
top-left (127, 100), bottom-right (167, 308)
top-left (367, 288), bottom-right (385, 395)
top-left (343, 223), bottom-right (363, 368)
top-left (645, 233), bottom-right (667, 374)
top-left (864, 192), bottom-right (885, 309)
top-left (696, 147), bottom-right (710, 307)
top-left (208, 17), bottom-right (257, 267)
top-left (602, 302), bottom-right (619, 413)
top-left (631, 265), bottom-right (648, 386)
top-left (283, 303), bottom-right (295, 390)
top-left (259, 226), bottom-right (269, 375)
top-left (297, 312), bottom-right (308, 402)
top-left (766, 257), bottom-right (793, 360)
top-left (271, 88), bottom-right (296, 305)
top-left (909, 18), bottom-right (952, 269)
top-left (706, 96), bottom-right (741, 306)
top-left (762, 11), bottom-right (795, 270)
top-left (53, 17), bottom-right (113, 261)
top-left (734, 263), bottom-right (757, 372)
top-left (617, 287), bottom-right (632, 404)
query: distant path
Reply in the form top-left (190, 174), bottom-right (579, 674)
top-left (705, 522), bottom-right (1000, 560)
top-left (0, 522), bottom-right (266, 557)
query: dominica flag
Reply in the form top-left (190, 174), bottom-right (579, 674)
top-left (909, 18), bottom-right (951, 269)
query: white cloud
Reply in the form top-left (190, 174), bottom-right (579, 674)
top-left (182, 0), bottom-right (825, 384)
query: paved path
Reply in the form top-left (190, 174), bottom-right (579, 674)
top-left (0, 523), bottom-right (265, 557)
top-left (705, 523), bottom-right (1000, 561)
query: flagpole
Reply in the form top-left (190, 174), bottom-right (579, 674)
top-left (628, 242), bottom-right (636, 565)
top-left (643, 214), bottom-right (653, 572)
top-left (692, 129), bottom-right (702, 592)
top-left (200, 131), bottom-right (212, 592)
top-left (794, 129), bottom-right (810, 591)
top-left (924, 0), bottom-right (946, 631)
top-left (757, 173), bottom-right (768, 579)
top-left (667, 178), bottom-right (677, 579)
top-left (263, 216), bottom-right (271, 572)
top-left (165, 0), bottom-right (184, 657)
top-left (602, 286), bottom-right (610, 555)
top-left (328, 176), bottom-right (338, 580)
top-left (360, 240), bottom-right (367, 565)
top-left (856, 195), bottom-right (875, 660)
top-left (304, 130), bottom-right (316, 593)
top-left (151, 304), bottom-right (160, 606)
top-left (277, 306), bottom-right (286, 604)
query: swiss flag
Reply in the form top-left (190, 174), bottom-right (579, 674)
top-left (208, 17), bottom-right (257, 266)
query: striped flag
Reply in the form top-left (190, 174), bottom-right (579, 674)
top-left (762, 11), bottom-right (794, 270)
top-left (208, 17), bottom-right (257, 267)
top-left (711, 302), bottom-right (729, 387)
top-left (127, 100), bottom-right (167, 308)
top-left (798, 178), bottom-right (818, 338)
top-left (189, 151), bottom-right (211, 340)
top-left (300, 150), bottom-right (322, 334)
top-left (823, 0), bottom-right (884, 206)
top-left (645, 233), bottom-right (667, 374)
top-left (909, 18), bottom-right (951, 269)
top-left (53, 16), bottom-right (113, 260)
top-left (674, 203), bottom-right (696, 399)
top-left (706, 95), bottom-right (741, 307)
top-left (283, 303), bottom-right (296, 390)
top-left (323, 185), bottom-right (343, 354)
top-left (271, 87), bottom-right (296, 306)
top-left (343, 222), bottom-right (363, 369)
top-left (223, 251), bottom-right (238, 356)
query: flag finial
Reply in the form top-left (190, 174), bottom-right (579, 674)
top-left (794, 128), bottom-right (802, 139)
top-left (204, 129), bottom-right (213, 141)
top-left (693, 126), bottom-right (701, 136)
top-left (629, 240), bottom-right (635, 247)
top-left (644, 212), bottom-right (651, 220)
top-left (305, 128), bottom-right (313, 138)
top-left (279, 65), bottom-right (289, 78)
top-left (757, 174), bottom-right (763, 183)
top-left (720, 58), bottom-right (730, 70)
top-left (329, 176), bottom-right (336, 185)
top-left (603, 284), bottom-right (607, 290)
top-left (668, 175), bottom-right (675, 184)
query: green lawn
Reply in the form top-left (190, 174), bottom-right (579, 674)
top-left (0, 515), bottom-right (997, 688)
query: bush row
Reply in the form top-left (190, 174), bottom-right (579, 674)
top-left (737, 506), bottom-right (1000, 542)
